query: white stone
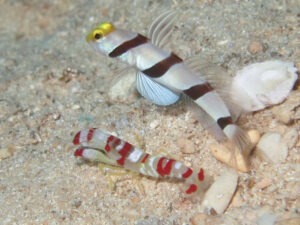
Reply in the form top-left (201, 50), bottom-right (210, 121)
top-left (149, 120), bottom-right (159, 129)
top-left (231, 60), bottom-right (298, 112)
top-left (256, 132), bottom-right (288, 163)
top-left (201, 169), bottom-right (238, 214)
top-left (108, 71), bottom-right (137, 103)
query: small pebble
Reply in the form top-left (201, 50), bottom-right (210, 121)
top-left (248, 129), bottom-right (261, 147)
top-left (274, 108), bottom-right (294, 124)
top-left (200, 169), bottom-right (238, 214)
top-left (272, 92), bottom-right (300, 123)
top-left (256, 132), bottom-right (288, 163)
top-left (72, 104), bottom-right (81, 110)
top-left (108, 72), bottom-right (137, 103)
top-left (255, 178), bottom-right (273, 190)
top-left (283, 128), bottom-right (299, 149)
top-left (149, 120), bottom-right (159, 129)
top-left (177, 138), bottom-right (196, 154)
top-left (0, 147), bottom-right (14, 160)
top-left (248, 41), bottom-right (264, 54)
top-left (71, 199), bottom-right (82, 208)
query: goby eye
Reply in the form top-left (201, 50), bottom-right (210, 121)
top-left (94, 32), bottom-right (102, 40)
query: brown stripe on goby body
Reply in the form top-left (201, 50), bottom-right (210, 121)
top-left (183, 83), bottom-right (214, 100)
top-left (109, 34), bottom-right (148, 57)
top-left (217, 116), bottom-right (233, 129)
top-left (142, 53), bottom-right (183, 78)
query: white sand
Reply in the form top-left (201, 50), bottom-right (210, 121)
top-left (0, 0), bottom-right (299, 224)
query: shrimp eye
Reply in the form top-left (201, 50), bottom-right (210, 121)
top-left (94, 32), bottom-right (102, 40)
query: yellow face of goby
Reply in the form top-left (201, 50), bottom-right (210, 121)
top-left (86, 22), bottom-right (115, 42)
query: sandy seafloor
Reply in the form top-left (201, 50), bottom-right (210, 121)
top-left (0, 0), bottom-right (299, 224)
